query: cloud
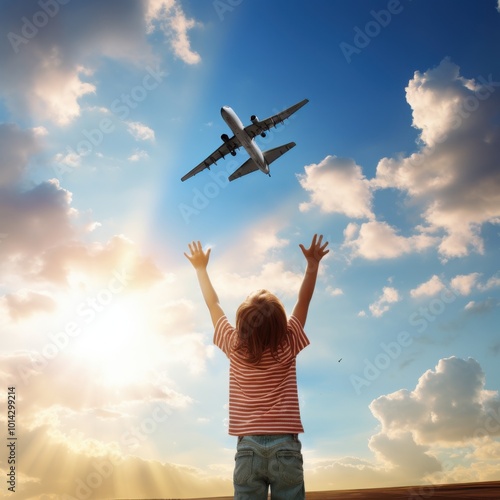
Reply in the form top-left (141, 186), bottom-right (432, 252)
top-left (0, 123), bottom-right (162, 289)
top-left (0, 179), bottom-right (77, 276)
top-left (126, 121), bottom-right (155, 141)
top-left (450, 272), bottom-right (481, 295)
top-left (0, 176), bottom-right (162, 287)
top-left (369, 286), bottom-right (400, 317)
top-left (2, 290), bottom-right (56, 321)
top-left (0, 124), bottom-right (42, 186)
top-left (326, 286), bottom-right (343, 297)
top-left (297, 60), bottom-right (499, 262)
top-left (217, 261), bottom-right (304, 300)
top-left (306, 357), bottom-right (500, 491)
top-left (35, 234), bottom-right (163, 287)
top-left (208, 221), bottom-right (308, 301)
top-left (410, 275), bottom-right (445, 298)
top-left (479, 274), bottom-right (500, 291)
top-left (146, 0), bottom-right (201, 64)
top-left (369, 431), bottom-right (441, 477)
top-left (0, 422), bottom-right (232, 499)
top-left (298, 156), bottom-right (374, 219)
top-left (373, 58), bottom-right (500, 259)
top-left (464, 298), bottom-right (499, 315)
top-left (0, 0), bottom-right (199, 124)
top-left (342, 221), bottom-right (436, 260)
top-left (369, 357), bottom-right (500, 444)
top-left (0, 351), bottom-right (191, 416)
top-left (128, 149), bottom-right (150, 161)
top-left (252, 229), bottom-right (289, 257)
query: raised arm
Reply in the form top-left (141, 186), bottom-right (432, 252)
top-left (292, 234), bottom-right (329, 327)
top-left (184, 241), bottom-right (225, 327)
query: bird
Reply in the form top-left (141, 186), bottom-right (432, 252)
top-left (338, 358), bottom-right (342, 363)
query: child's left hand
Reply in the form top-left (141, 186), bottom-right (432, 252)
top-left (184, 241), bottom-right (211, 270)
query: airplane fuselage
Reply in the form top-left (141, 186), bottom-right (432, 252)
top-left (221, 106), bottom-right (269, 175)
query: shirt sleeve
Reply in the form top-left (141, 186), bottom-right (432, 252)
top-left (288, 315), bottom-right (310, 356)
top-left (213, 315), bottom-right (237, 358)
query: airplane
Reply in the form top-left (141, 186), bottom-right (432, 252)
top-left (181, 98), bottom-right (309, 182)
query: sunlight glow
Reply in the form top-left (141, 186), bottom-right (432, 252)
top-left (71, 296), bottom-right (155, 387)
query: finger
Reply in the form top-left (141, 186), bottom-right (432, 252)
top-left (183, 252), bottom-right (192, 261)
top-left (310, 234), bottom-right (317, 249)
top-left (317, 234), bottom-right (323, 246)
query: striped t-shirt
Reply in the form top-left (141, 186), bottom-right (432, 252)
top-left (214, 314), bottom-right (310, 436)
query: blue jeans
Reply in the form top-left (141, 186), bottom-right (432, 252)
top-left (233, 434), bottom-right (305, 499)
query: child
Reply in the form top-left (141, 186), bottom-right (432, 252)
top-left (185, 234), bottom-right (329, 499)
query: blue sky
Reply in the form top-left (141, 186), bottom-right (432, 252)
top-left (0, 0), bottom-right (499, 497)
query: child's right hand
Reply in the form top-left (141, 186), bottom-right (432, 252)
top-left (184, 241), bottom-right (211, 270)
top-left (299, 234), bottom-right (329, 266)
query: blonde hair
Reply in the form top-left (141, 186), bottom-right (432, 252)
top-left (235, 290), bottom-right (288, 364)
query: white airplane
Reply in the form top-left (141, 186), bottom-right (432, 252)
top-left (181, 98), bottom-right (309, 182)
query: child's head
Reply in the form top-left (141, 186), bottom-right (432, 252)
top-left (235, 289), bottom-right (287, 364)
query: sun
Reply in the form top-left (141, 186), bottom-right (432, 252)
top-left (70, 295), bottom-right (159, 387)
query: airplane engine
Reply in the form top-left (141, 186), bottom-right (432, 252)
top-left (221, 133), bottom-right (230, 142)
top-left (251, 115), bottom-right (266, 137)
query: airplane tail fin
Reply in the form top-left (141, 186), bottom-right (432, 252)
top-left (228, 142), bottom-right (297, 182)
top-left (263, 141), bottom-right (296, 165)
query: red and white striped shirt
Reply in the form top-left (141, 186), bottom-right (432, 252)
top-left (214, 314), bottom-right (309, 436)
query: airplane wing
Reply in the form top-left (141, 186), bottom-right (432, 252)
top-left (244, 98), bottom-right (309, 139)
top-left (181, 135), bottom-right (241, 182)
top-left (228, 157), bottom-right (259, 182)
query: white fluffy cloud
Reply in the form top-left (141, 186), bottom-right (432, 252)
top-left (410, 275), bottom-right (445, 298)
top-left (369, 431), bottom-right (441, 477)
top-left (373, 58), bottom-right (500, 259)
top-left (450, 272), bottom-right (481, 295)
top-left (305, 357), bottom-right (500, 491)
top-left (368, 286), bottom-right (400, 317)
top-left (370, 357), bottom-right (500, 444)
top-left (127, 121), bottom-right (155, 141)
top-left (146, 0), bottom-right (201, 64)
top-left (217, 261), bottom-right (304, 301)
top-left (298, 156), bottom-right (374, 219)
top-left (303, 59), bottom-right (500, 261)
top-left (0, 0), bottom-right (199, 124)
top-left (342, 221), bottom-right (436, 260)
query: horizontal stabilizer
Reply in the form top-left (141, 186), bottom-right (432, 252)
top-left (228, 157), bottom-right (259, 182)
top-left (263, 142), bottom-right (296, 164)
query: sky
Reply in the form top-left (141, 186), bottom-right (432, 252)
top-left (0, 0), bottom-right (499, 498)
